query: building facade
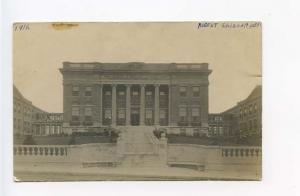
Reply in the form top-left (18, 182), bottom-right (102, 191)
top-left (208, 113), bottom-right (238, 137)
top-left (13, 85), bottom-right (46, 136)
top-left (31, 113), bottom-right (63, 136)
top-left (60, 62), bottom-right (212, 134)
top-left (13, 85), bottom-right (63, 137)
top-left (219, 85), bottom-right (262, 139)
top-left (13, 85), bottom-right (33, 136)
top-left (238, 85), bottom-right (262, 138)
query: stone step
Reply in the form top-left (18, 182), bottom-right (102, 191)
top-left (116, 126), bottom-right (166, 167)
top-left (120, 154), bottom-right (165, 167)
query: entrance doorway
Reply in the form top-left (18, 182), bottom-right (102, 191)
top-left (131, 108), bottom-right (140, 126)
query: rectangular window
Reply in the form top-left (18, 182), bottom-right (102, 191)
top-left (85, 86), bottom-right (92, 96)
top-left (254, 119), bottom-right (258, 128)
top-left (249, 120), bottom-right (253, 130)
top-left (72, 107), bottom-right (79, 115)
top-left (213, 126), bottom-right (217, 135)
top-left (192, 86), bottom-right (200, 97)
top-left (105, 91), bottom-right (111, 96)
top-left (104, 109), bottom-right (112, 119)
top-left (118, 109), bottom-right (125, 119)
top-left (249, 105), bottom-right (253, 114)
top-left (179, 107), bottom-right (187, 117)
top-left (146, 91), bottom-right (152, 96)
top-left (146, 109), bottom-right (153, 119)
top-left (132, 91), bottom-right (139, 96)
top-left (72, 86), bottom-right (79, 96)
top-left (118, 91), bottom-right (125, 96)
top-left (193, 128), bottom-right (200, 136)
top-left (192, 108), bottom-right (200, 122)
top-left (159, 109), bottom-right (166, 119)
top-left (71, 107), bottom-right (80, 121)
top-left (219, 127), bottom-right (223, 135)
top-left (192, 108), bottom-right (200, 117)
top-left (179, 86), bottom-right (187, 97)
top-left (254, 103), bottom-right (258, 112)
top-left (84, 107), bottom-right (92, 116)
top-left (160, 91), bottom-right (166, 96)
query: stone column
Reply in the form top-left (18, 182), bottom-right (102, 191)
top-left (58, 125), bottom-right (61, 134)
top-left (126, 84), bottom-right (131, 126)
top-left (46, 125), bottom-right (49, 135)
top-left (140, 84), bottom-right (145, 125)
top-left (43, 125), bottom-right (46, 135)
top-left (99, 84), bottom-right (103, 126)
top-left (154, 84), bottom-right (160, 125)
top-left (112, 84), bottom-right (117, 126)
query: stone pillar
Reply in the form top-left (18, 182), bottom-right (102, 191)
top-left (46, 125), bottom-right (49, 135)
top-left (112, 84), bottom-right (117, 126)
top-left (99, 84), bottom-right (103, 126)
top-left (43, 125), bottom-right (46, 135)
top-left (154, 84), bottom-right (160, 125)
top-left (126, 84), bottom-right (131, 126)
top-left (140, 84), bottom-right (145, 125)
top-left (37, 124), bottom-right (40, 135)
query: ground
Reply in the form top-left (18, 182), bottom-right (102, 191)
top-left (14, 162), bottom-right (261, 181)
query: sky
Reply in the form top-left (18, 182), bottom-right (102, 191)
top-left (13, 22), bottom-right (261, 113)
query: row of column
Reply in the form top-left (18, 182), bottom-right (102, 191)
top-left (33, 124), bottom-right (63, 135)
top-left (99, 84), bottom-right (162, 126)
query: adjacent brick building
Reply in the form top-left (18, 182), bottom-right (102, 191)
top-left (60, 62), bottom-right (212, 134)
top-left (31, 113), bottom-right (63, 136)
top-left (217, 85), bottom-right (262, 139)
top-left (13, 85), bottom-right (64, 137)
top-left (208, 113), bottom-right (238, 137)
top-left (13, 85), bottom-right (46, 136)
top-left (238, 85), bottom-right (262, 138)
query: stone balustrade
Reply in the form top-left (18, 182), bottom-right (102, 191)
top-left (13, 145), bottom-right (68, 156)
top-left (221, 147), bottom-right (261, 157)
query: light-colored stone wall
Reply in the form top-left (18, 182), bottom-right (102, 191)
top-left (14, 143), bottom-right (117, 164)
top-left (168, 144), bottom-right (261, 172)
top-left (14, 143), bottom-right (261, 174)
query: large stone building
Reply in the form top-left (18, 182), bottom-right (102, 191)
top-left (208, 113), bottom-right (239, 137)
top-left (13, 85), bottom-right (46, 136)
top-left (237, 85), bottom-right (262, 138)
top-left (14, 85), bottom-right (33, 136)
top-left (13, 85), bottom-right (64, 137)
top-left (60, 62), bottom-right (212, 134)
top-left (220, 85), bottom-right (262, 139)
top-left (31, 113), bottom-right (63, 136)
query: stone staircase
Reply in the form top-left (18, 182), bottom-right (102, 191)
top-left (116, 126), bottom-right (167, 167)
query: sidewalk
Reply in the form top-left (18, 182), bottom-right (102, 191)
top-left (14, 162), bottom-right (261, 181)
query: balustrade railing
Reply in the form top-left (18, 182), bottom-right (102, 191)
top-left (13, 145), bottom-right (68, 156)
top-left (221, 147), bottom-right (261, 157)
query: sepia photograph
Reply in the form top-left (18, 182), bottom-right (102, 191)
top-left (13, 22), bottom-right (262, 181)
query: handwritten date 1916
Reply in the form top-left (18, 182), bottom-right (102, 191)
top-left (14, 23), bottom-right (30, 31)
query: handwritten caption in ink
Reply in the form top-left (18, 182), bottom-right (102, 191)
top-left (14, 23), bottom-right (30, 31)
top-left (198, 22), bottom-right (261, 29)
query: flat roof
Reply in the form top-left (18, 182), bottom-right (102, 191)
top-left (60, 62), bottom-right (211, 74)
